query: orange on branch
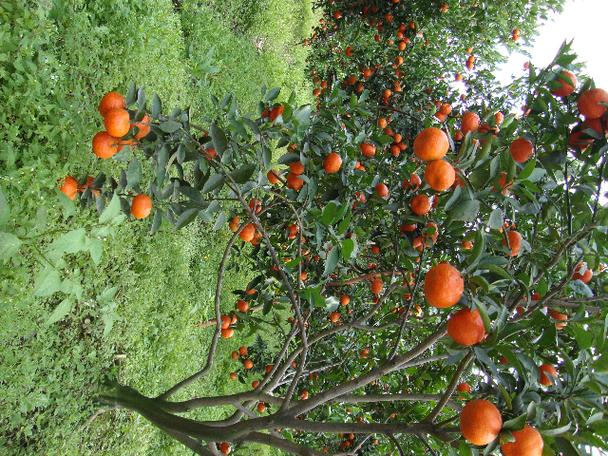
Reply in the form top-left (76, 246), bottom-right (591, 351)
top-left (447, 308), bottom-right (486, 346)
top-left (413, 127), bottom-right (449, 161)
top-left (460, 399), bottom-right (502, 446)
top-left (424, 262), bottom-right (464, 308)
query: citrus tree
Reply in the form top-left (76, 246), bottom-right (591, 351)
top-left (60, 2), bottom-right (608, 455)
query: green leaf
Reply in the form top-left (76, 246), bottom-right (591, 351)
top-left (229, 164), bottom-right (256, 184)
top-left (34, 268), bottom-right (62, 297)
top-left (151, 94), bottom-right (162, 118)
top-left (519, 159), bottom-right (537, 180)
top-left (99, 194), bottom-right (121, 224)
top-left (541, 423), bottom-right (571, 436)
top-left (264, 87), bottom-right (280, 102)
top-left (174, 208), bottom-right (199, 230)
top-left (342, 238), bottom-right (356, 261)
top-left (502, 413), bottom-right (527, 430)
top-left (323, 246), bottom-right (340, 276)
top-left (210, 123), bottom-right (228, 154)
top-left (127, 158), bottom-right (142, 188)
top-left (46, 298), bottom-right (73, 325)
top-left (449, 199), bottom-right (480, 221)
top-left (0, 232), bottom-right (22, 260)
top-left (0, 188), bottom-right (9, 225)
top-left (201, 174), bottom-right (225, 194)
top-left (87, 238), bottom-right (104, 265)
top-left (488, 208), bottom-right (504, 230)
top-left (321, 202), bottom-right (338, 225)
top-left (49, 228), bottom-right (87, 255)
top-left (159, 120), bottom-right (181, 133)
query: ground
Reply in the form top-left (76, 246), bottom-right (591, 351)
top-left (0, 1), bottom-right (314, 454)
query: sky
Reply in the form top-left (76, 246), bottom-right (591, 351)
top-left (496, 0), bottom-right (608, 89)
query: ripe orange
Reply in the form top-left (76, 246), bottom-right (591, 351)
top-left (269, 104), bottom-right (284, 121)
top-left (104, 108), bottom-right (131, 138)
top-left (132, 114), bottom-right (151, 139)
top-left (236, 300), bottom-right (249, 312)
top-left (370, 277), bottom-right (384, 295)
top-left (324, 152), bottom-right (342, 173)
top-left (243, 359), bottom-right (254, 369)
top-left (252, 380), bottom-right (260, 389)
top-left (375, 183), bottom-right (389, 198)
top-left (289, 161), bottom-right (305, 175)
top-left (578, 88), bottom-right (608, 119)
top-left (59, 176), bottom-right (79, 200)
top-left (267, 169), bottom-right (281, 184)
top-left (360, 347), bottom-right (370, 358)
top-left (503, 230), bottom-right (522, 257)
top-left (424, 159), bottom-right (456, 191)
top-left (572, 262), bottom-right (593, 283)
top-left (220, 315), bottom-right (232, 329)
top-left (228, 216), bottom-right (240, 232)
top-left (495, 172), bottom-right (513, 196)
top-left (461, 111), bottom-right (480, 134)
top-left (240, 223), bottom-right (256, 242)
top-left (229, 372), bottom-right (237, 381)
top-left (447, 308), bottom-right (486, 346)
top-left (340, 295), bottom-right (350, 306)
top-left (413, 127), bottom-right (449, 161)
top-left (360, 142), bottom-right (376, 158)
top-left (221, 328), bottom-right (234, 339)
top-left (377, 117), bottom-right (388, 129)
top-left (218, 441), bottom-right (231, 455)
top-left (98, 91), bottom-right (126, 117)
top-left (257, 402), bottom-right (267, 413)
top-left (410, 194), bottom-right (431, 216)
top-left (286, 173), bottom-right (304, 191)
top-left (424, 262), bottom-right (464, 308)
top-left (539, 363), bottom-right (558, 386)
top-left (460, 399), bottom-right (502, 446)
top-left (462, 239), bottom-right (473, 250)
top-left (495, 112), bottom-right (505, 125)
top-left (329, 311), bottom-right (341, 323)
top-left (230, 350), bottom-right (239, 360)
top-left (92, 131), bottom-right (122, 159)
top-left (551, 70), bottom-right (577, 97)
top-left (457, 382), bottom-right (472, 393)
top-left (130, 194), bottom-right (152, 219)
top-left (239, 346), bottom-right (248, 356)
top-left (500, 425), bottom-right (544, 456)
top-left (300, 390), bottom-right (309, 400)
top-left (510, 137), bottom-right (534, 163)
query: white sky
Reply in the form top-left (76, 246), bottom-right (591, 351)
top-left (496, 0), bottom-right (608, 89)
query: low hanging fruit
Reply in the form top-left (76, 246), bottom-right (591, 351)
top-left (424, 262), bottom-right (464, 308)
top-left (459, 399), bottom-right (503, 446)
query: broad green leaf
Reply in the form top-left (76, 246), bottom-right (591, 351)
top-left (230, 164), bottom-right (256, 184)
top-left (201, 174), bottom-right (225, 193)
top-left (541, 423), bottom-right (571, 436)
top-left (46, 298), bottom-right (73, 325)
top-left (488, 208), bottom-right (504, 230)
top-left (342, 238), bottom-right (356, 261)
top-left (0, 188), bottom-right (9, 225)
top-left (48, 228), bottom-right (87, 255)
top-left (99, 193), bottom-right (121, 224)
top-left (34, 269), bottom-right (62, 297)
top-left (127, 158), bottom-right (142, 188)
top-left (449, 199), bottom-right (480, 221)
top-left (174, 208), bottom-right (199, 230)
top-left (323, 247), bottom-right (340, 276)
top-left (151, 94), bottom-right (162, 118)
top-left (210, 123), bottom-right (228, 154)
top-left (159, 120), bottom-right (181, 133)
top-left (0, 232), bottom-right (22, 260)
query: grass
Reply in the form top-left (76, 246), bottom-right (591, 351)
top-left (0, 0), bottom-right (314, 454)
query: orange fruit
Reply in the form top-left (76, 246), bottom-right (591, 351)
top-left (300, 390), bottom-right (309, 400)
top-left (243, 359), bottom-right (254, 369)
top-left (239, 346), bottom-right (248, 356)
top-left (551, 70), bottom-right (577, 98)
top-left (495, 172), bottom-right (513, 196)
top-left (510, 137), bottom-right (534, 163)
top-left (370, 277), bottom-right (384, 295)
top-left (230, 350), bottom-right (239, 360)
top-left (228, 216), bottom-right (240, 232)
top-left (457, 382), bottom-right (472, 393)
top-left (439, 103), bottom-right (452, 115)
top-left (130, 194), bottom-right (152, 219)
top-left (220, 315), bottom-right (231, 329)
top-left (539, 363), bottom-right (558, 386)
top-left (236, 300), bottom-right (249, 312)
top-left (548, 309), bottom-right (568, 329)
top-left (329, 311), bottom-right (341, 323)
top-left (132, 114), bottom-right (151, 139)
top-left (360, 347), bottom-right (370, 358)
top-left (257, 402), bottom-right (267, 413)
top-left (252, 380), bottom-right (260, 389)
top-left (229, 372), bottom-right (237, 381)
top-left (98, 91), bottom-right (126, 117)
top-left (462, 239), bottom-right (473, 250)
top-left (424, 262), bottom-right (464, 308)
top-left (495, 112), bottom-right (505, 125)
top-left (460, 399), bottom-right (502, 446)
top-left (218, 442), bottom-right (231, 455)
top-left (286, 172), bottom-right (304, 191)
top-left (500, 425), bottom-right (543, 456)
top-left (503, 230), bottom-right (522, 257)
top-left (413, 127), bottom-right (449, 161)
top-left (424, 159), bottom-right (456, 191)
top-left (59, 176), bottom-right (79, 200)
top-left (378, 117), bottom-right (388, 129)
top-left (266, 169), bottom-right (281, 184)
top-left (375, 183), bottom-right (389, 198)
top-left (360, 142), bottom-right (376, 158)
top-left (447, 308), bottom-right (486, 346)
top-left (461, 111), bottom-right (480, 134)
top-left (578, 88), bottom-right (608, 119)
top-left (103, 108), bottom-right (131, 138)
top-left (410, 194), bottom-right (431, 216)
top-left (269, 104), bottom-right (284, 121)
top-left (240, 223), bottom-right (256, 242)
top-left (221, 328), bottom-right (234, 339)
top-left (324, 152), bottom-right (342, 173)
top-left (572, 262), bottom-right (593, 283)
top-left (92, 131), bottom-right (122, 159)
top-left (289, 161), bottom-right (305, 175)
top-left (340, 295), bottom-right (350, 306)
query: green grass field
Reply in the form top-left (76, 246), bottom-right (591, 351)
top-left (0, 1), bottom-right (314, 454)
